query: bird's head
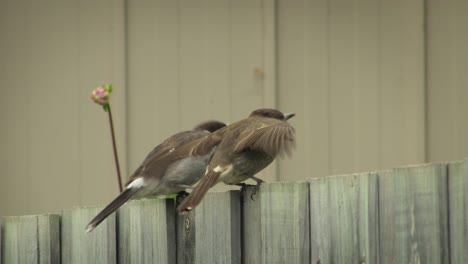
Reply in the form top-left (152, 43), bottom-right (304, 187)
top-left (194, 120), bottom-right (226, 132)
top-left (249, 108), bottom-right (295, 121)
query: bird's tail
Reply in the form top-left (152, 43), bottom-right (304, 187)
top-left (85, 187), bottom-right (140, 233)
top-left (177, 170), bottom-right (221, 214)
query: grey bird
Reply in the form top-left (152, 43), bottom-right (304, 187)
top-left (85, 120), bottom-right (226, 233)
top-left (177, 109), bottom-right (296, 214)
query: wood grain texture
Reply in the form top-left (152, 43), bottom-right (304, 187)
top-left (309, 172), bottom-right (379, 263)
top-left (0, 214), bottom-right (60, 264)
top-left (378, 164), bottom-right (449, 263)
top-left (118, 198), bottom-right (176, 264)
top-left (61, 206), bottom-right (116, 264)
top-left (242, 182), bottom-right (310, 264)
top-left (177, 191), bottom-right (241, 264)
top-left (37, 215), bottom-right (60, 264)
top-left (448, 160), bottom-right (468, 263)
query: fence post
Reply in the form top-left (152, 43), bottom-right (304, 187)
top-left (61, 206), bottom-right (116, 263)
top-left (309, 172), bottom-right (379, 263)
top-left (0, 214), bottom-right (60, 264)
top-left (118, 198), bottom-right (176, 264)
top-left (177, 191), bottom-right (241, 264)
top-left (448, 160), bottom-right (468, 263)
top-left (378, 164), bottom-right (449, 263)
top-left (242, 182), bottom-right (310, 264)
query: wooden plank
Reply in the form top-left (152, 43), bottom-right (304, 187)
top-left (118, 198), bottom-right (176, 264)
top-left (0, 216), bottom-right (38, 263)
top-left (177, 191), bottom-right (241, 264)
top-left (242, 182), bottom-right (310, 263)
top-left (378, 164), bottom-right (449, 263)
top-left (37, 214), bottom-right (60, 263)
top-left (0, 214), bottom-right (60, 264)
top-left (309, 172), bottom-right (379, 263)
top-left (448, 160), bottom-right (468, 263)
top-left (61, 206), bottom-right (116, 263)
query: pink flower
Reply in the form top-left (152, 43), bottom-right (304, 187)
top-left (91, 86), bottom-right (110, 105)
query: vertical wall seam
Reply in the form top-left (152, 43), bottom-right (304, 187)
top-left (123, 0), bottom-right (130, 177)
top-left (176, 0), bottom-right (182, 130)
top-left (326, 0), bottom-right (332, 176)
top-left (376, 172), bottom-right (382, 264)
top-left (423, 0), bottom-right (429, 163)
top-left (377, 0), bottom-right (383, 170)
top-left (445, 164), bottom-right (452, 264)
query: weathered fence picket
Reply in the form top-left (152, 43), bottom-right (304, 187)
top-left (309, 172), bottom-right (379, 263)
top-left (448, 160), bottom-right (468, 263)
top-left (242, 182), bottom-right (310, 264)
top-left (61, 206), bottom-right (116, 263)
top-left (118, 198), bottom-right (176, 264)
top-left (378, 163), bottom-right (449, 263)
top-left (177, 191), bottom-right (241, 264)
top-left (1, 161), bottom-right (467, 264)
top-left (0, 214), bottom-right (59, 264)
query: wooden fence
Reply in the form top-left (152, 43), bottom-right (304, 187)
top-left (1, 160), bottom-right (467, 264)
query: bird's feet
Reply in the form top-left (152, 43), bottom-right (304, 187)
top-left (234, 183), bottom-right (253, 202)
top-left (250, 178), bottom-right (264, 200)
top-left (175, 191), bottom-right (190, 205)
top-left (236, 178), bottom-right (264, 201)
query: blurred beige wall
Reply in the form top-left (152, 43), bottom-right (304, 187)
top-left (0, 0), bottom-right (466, 216)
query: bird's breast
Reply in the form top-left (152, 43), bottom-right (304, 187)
top-left (219, 150), bottom-right (274, 184)
top-left (163, 154), bottom-right (212, 185)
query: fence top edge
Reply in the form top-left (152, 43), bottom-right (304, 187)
top-left (0, 213), bottom-right (60, 220)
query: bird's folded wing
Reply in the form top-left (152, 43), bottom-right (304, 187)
top-left (141, 131), bottom-right (197, 167)
top-left (233, 121), bottom-right (296, 157)
top-left (125, 131), bottom-right (209, 185)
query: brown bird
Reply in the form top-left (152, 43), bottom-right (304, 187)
top-left (85, 120), bottom-right (226, 233)
top-left (177, 108), bottom-right (296, 214)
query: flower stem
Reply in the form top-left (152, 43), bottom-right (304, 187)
top-left (107, 104), bottom-right (123, 193)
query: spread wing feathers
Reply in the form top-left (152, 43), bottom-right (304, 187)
top-left (233, 122), bottom-right (296, 158)
top-left (186, 131), bottom-right (225, 156)
top-left (177, 170), bottom-right (221, 214)
top-left (85, 187), bottom-right (141, 233)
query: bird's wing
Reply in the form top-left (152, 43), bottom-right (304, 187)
top-left (125, 130), bottom-right (207, 185)
top-left (185, 128), bottom-right (226, 156)
top-left (233, 120), bottom-right (296, 158)
top-left (141, 131), bottom-right (200, 166)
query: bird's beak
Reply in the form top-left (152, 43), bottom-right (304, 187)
top-left (284, 113), bottom-right (296, 120)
